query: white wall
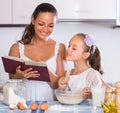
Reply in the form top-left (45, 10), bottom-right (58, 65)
top-left (0, 21), bottom-right (120, 83)
top-left (0, 27), bottom-right (24, 81)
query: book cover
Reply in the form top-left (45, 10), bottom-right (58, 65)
top-left (1, 56), bottom-right (50, 82)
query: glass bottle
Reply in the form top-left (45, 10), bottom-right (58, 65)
top-left (3, 79), bottom-right (26, 105)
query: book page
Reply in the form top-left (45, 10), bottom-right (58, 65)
top-left (2, 56), bottom-right (24, 63)
top-left (25, 61), bottom-right (47, 67)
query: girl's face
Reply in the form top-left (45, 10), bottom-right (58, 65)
top-left (32, 12), bottom-right (56, 39)
top-left (66, 36), bottom-right (89, 61)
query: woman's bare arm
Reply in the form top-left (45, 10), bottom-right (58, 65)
top-left (49, 43), bottom-right (66, 89)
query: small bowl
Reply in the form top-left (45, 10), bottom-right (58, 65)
top-left (55, 89), bottom-right (83, 104)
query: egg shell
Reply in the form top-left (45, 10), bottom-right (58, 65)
top-left (9, 104), bottom-right (17, 110)
top-left (30, 102), bottom-right (38, 110)
top-left (17, 102), bottom-right (22, 108)
top-left (40, 103), bottom-right (49, 110)
top-left (17, 102), bottom-right (27, 110)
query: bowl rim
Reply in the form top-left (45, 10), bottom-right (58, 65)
top-left (55, 89), bottom-right (84, 104)
top-left (55, 89), bottom-right (82, 94)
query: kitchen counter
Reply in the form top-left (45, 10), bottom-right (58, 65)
top-left (0, 100), bottom-right (104, 113)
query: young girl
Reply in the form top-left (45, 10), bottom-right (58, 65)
top-left (58, 33), bottom-right (103, 99)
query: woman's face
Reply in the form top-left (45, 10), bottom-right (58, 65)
top-left (32, 12), bottom-right (56, 39)
top-left (66, 36), bottom-right (89, 61)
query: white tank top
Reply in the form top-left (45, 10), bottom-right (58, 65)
top-left (18, 42), bottom-right (60, 101)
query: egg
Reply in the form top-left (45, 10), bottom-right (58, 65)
top-left (17, 102), bottom-right (27, 110)
top-left (30, 102), bottom-right (38, 110)
top-left (9, 104), bottom-right (17, 110)
top-left (40, 103), bottom-right (48, 110)
top-left (17, 102), bottom-right (22, 108)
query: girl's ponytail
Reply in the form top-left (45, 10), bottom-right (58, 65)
top-left (88, 46), bottom-right (104, 75)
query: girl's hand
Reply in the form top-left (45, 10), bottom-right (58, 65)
top-left (16, 65), bottom-right (40, 78)
top-left (81, 87), bottom-right (92, 99)
top-left (58, 76), bottom-right (69, 90)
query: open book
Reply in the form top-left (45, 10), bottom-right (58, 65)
top-left (1, 56), bottom-right (50, 82)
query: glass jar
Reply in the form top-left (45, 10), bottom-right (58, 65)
top-left (114, 81), bottom-right (120, 112)
top-left (3, 79), bottom-right (26, 105)
top-left (105, 89), bottom-right (113, 104)
top-left (0, 72), bottom-right (6, 101)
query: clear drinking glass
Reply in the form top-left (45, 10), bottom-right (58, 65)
top-left (91, 87), bottom-right (105, 107)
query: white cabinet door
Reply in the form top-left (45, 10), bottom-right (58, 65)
top-left (0, 0), bottom-right (12, 24)
top-left (54, 0), bottom-right (116, 20)
top-left (88, 0), bottom-right (116, 19)
top-left (54, 0), bottom-right (84, 20)
top-left (13, 0), bottom-right (54, 24)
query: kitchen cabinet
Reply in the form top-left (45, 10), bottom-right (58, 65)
top-left (0, 0), bottom-right (117, 25)
top-left (12, 0), bottom-right (54, 24)
top-left (89, 0), bottom-right (116, 19)
top-left (116, 0), bottom-right (120, 25)
top-left (55, 0), bottom-right (116, 20)
top-left (0, 0), bottom-right (12, 24)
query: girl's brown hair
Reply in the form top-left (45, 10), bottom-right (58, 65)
top-left (76, 33), bottom-right (104, 75)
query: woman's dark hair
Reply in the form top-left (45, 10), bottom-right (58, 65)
top-left (76, 33), bottom-right (104, 75)
top-left (19, 3), bottom-right (57, 44)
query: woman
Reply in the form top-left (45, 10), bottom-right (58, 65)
top-left (8, 3), bottom-right (66, 101)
